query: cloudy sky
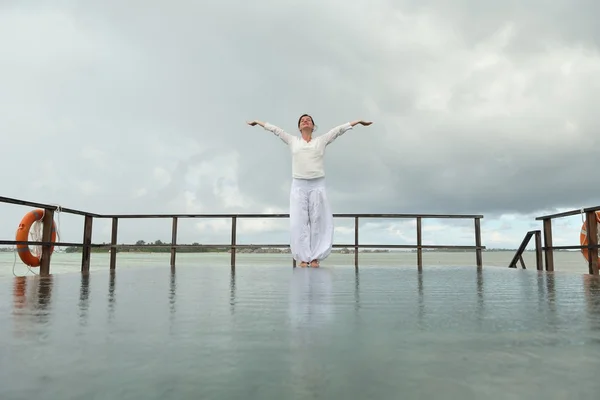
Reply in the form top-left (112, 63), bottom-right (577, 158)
top-left (1, 0), bottom-right (599, 252)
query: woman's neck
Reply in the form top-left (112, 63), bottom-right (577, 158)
top-left (300, 129), bottom-right (312, 142)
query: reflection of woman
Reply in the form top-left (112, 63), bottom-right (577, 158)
top-left (288, 268), bottom-right (334, 328)
top-left (287, 268), bottom-right (334, 392)
top-left (247, 114), bottom-right (372, 268)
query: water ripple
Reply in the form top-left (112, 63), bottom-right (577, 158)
top-left (1, 265), bottom-right (600, 399)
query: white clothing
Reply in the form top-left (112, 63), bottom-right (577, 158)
top-left (263, 122), bottom-right (353, 179)
top-left (289, 177), bottom-right (334, 262)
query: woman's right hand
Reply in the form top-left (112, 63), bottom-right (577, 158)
top-left (247, 120), bottom-right (265, 127)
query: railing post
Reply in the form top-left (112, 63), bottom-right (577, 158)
top-left (39, 208), bottom-right (55, 277)
top-left (474, 217), bottom-right (482, 268)
top-left (110, 217), bottom-right (118, 270)
top-left (354, 216), bottom-right (359, 270)
top-left (535, 230), bottom-right (543, 271)
top-left (170, 217), bottom-right (178, 267)
top-left (416, 217), bottom-right (422, 271)
top-left (585, 211), bottom-right (599, 275)
top-left (543, 219), bottom-right (554, 271)
top-left (231, 216), bottom-right (237, 268)
top-left (81, 215), bottom-right (93, 273)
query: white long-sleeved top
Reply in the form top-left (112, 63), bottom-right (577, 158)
top-left (263, 122), bottom-right (353, 179)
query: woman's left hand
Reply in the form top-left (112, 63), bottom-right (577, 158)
top-left (351, 120), bottom-right (373, 127)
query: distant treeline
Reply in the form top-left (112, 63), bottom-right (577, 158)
top-left (64, 240), bottom-right (226, 253)
top-left (409, 248), bottom-right (573, 253)
top-left (409, 248), bottom-right (557, 253)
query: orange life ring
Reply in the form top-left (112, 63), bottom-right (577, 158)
top-left (580, 211), bottom-right (600, 264)
top-left (15, 209), bottom-right (57, 267)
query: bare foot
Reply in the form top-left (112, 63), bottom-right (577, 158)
top-left (310, 260), bottom-right (319, 268)
top-left (299, 261), bottom-right (308, 268)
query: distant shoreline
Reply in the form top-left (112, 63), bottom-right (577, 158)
top-left (0, 247), bottom-right (576, 254)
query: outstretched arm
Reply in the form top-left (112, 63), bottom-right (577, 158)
top-left (322, 120), bottom-right (373, 145)
top-left (350, 120), bottom-right (373, 127)
top-left (247, 120), bottom-right (293, 145)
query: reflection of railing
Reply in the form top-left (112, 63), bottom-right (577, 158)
top-left (509, 206), bottom-right (599, 275)
top-left (1, 196), bottom-right (486, 276)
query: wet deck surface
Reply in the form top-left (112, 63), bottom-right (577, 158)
top-left (1, 264), bottom-right (600, 399)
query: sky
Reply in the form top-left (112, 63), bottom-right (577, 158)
top-left (1, 0), bottom-right (599, 253)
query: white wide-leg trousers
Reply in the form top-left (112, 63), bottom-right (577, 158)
top-left (289, 177), bottom-right (334, 263)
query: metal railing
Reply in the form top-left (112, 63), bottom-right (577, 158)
top-left (509, 206), bottom-right (600, 275)
top-left (508, 230), bottom-right (542, 270)
top-left (0, 195), bottom-right (486, 276)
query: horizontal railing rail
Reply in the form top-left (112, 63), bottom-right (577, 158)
top-left (97, 213), bottom-right (485, 219)
top-left (535, 205), bottom-right (600, 221)
top-left (0, 195), bottom-right (101, 217)
top-left (0, 196), bottom-right (486, 276)
top-left (49, 243), bottom-right (483, 250)
top-left (530, 206), bottom-right (599, 275)
top-left (0, 240), bottom-right (106, 247)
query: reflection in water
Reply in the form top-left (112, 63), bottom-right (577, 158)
top-left (169, 267), bottom-right (176, 332)
top-left (413, 269), bottom-right (487, 330)
top-left (11, 274), bottom-right (54, 336)
top-left (545, 273), bottom-right (556, 303)
top-left (543, 273), bottom-right (558, 333)
top-left (288, 268), bottom-right (334, 329)
top-left (13, 276), bottom-right (27, 310)
top-left (11, 276), bottom-right (28, 337)
top-left (108, 270), bottom-right (116, 323)
top-left (354, 269), bottom-right (360, 312)
top-left (79, 273), bottom-right (90, 327)
top-left (583, 275), bottom-right (600, 336)
top-left (230, 266), bottom-right (235, 315)
top-left (536, 271), bottom-right (546, 314)
top-left (417, 270), bottom-right (424, 330)
top-left (4, 266), bottom-right (600, 399)
top-left (288, 268), bottom-right (335, 397)
top-left (476, 268), bottom-right (484, 326)
top-left (35, 276), bottom-right (53, 326)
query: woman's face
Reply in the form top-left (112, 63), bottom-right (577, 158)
top-left (298, 115), bottom-right (314, 131)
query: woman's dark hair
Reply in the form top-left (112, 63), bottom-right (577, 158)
top-left (297, 114), bottom-right (315, 128)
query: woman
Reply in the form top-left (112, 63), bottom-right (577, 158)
top-left (247, 114), bottom-right (372, 268)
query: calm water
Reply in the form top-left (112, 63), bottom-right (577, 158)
top-left (1, 253), bottom-right (600, 399)
top-left (0, 249), bottom-right (595, 279)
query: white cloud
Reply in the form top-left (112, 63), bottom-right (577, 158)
top-left (238, 218), bottom-right (288, 234)
top-left (80, 146), bottom-right (106, 166)
top-left (132, 188), bottom-right (148, 198)
top-left (77, 180), bottom-right (101, 196)
top-left (153, 167), bottom-right (171, 187)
